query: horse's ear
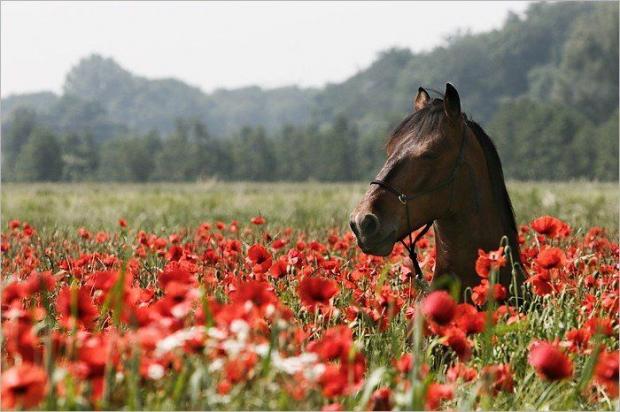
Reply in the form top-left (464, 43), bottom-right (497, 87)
top-left (443, 82), bottom-right (461, 121)
top-left (414, 87), bottom-right (431, 111)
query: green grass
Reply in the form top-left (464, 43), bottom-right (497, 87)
top-left (2, 181), bottom-right (617, 235)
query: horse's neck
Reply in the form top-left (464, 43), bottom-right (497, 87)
top-left (432, 178), bottom-right (518, 290)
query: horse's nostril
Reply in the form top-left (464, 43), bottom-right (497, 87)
top-left (349, 218), bottom-right (358, 236)
top-left (359, 214), bottom-right (380, 237)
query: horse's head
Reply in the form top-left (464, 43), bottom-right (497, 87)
top-left (350, 83), bottom-right (467, 256)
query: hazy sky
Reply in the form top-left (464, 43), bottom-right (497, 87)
top-left (1, 1), bottom-right (531, 97)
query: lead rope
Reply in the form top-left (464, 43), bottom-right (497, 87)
top-left (399, 195), bottom-right (433, 283)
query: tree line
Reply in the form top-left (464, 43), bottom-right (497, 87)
top-left (2, 101), bottom-right (617, 183)
top-left (2, 111), bottom-right (367, 182)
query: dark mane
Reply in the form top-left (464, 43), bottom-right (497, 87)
top-left (388, 98), bottom-right (445, 147)
top-left (389, 98), bottom-right (517, 237)
top-left (466, 119), bottom-right (518, 236)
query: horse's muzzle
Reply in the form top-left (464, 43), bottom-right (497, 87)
top-left (349, 212), bottom-right (395, 256)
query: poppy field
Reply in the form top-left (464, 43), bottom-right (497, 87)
top-left (1, 182), bottom-right (618, 410)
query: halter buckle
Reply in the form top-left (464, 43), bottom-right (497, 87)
top-left (398, 194), bottom-right (407, 204)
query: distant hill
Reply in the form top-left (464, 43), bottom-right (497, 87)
top-left (2, 2), bottom-right (616, 139)
top-left (2, 92), bottom-right (59, 118)
top-left (2, 56), bottom-right (317, 137)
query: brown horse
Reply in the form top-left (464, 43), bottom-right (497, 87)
top-left (350, 83), bottom-right (522, 298)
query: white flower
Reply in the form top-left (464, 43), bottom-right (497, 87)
top-left (265, 304), bottom-right (275, 317)
top-left (273, 352), bottom-right (319, 376)
top-left (221, 338), bottom-right (245, 356)
top-left (254, 343), bottom-right (270, 356)
top-left (304, 363), bottom-right (326, 381)
top-left (230, 319), bottom-right (249, 342)
top-left (147, 364), bottom-right (165, 380)
top-left (207, 327), bottom-right (227, 340)
top-left (155, 327), bottom-right (203, 357)
top-left (208, 358), bottom-right (224, 372)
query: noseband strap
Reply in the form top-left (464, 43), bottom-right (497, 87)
top-left (370, 126), bottom-right (467, 283)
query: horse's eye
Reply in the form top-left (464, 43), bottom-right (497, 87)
top-left (420, 151), bottom-right (439, 160)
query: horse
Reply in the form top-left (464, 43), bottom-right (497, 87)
top-left (349, 83), bottom-right (523, 299)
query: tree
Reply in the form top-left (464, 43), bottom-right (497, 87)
top-left (2, 108), bottom-right (38, 181)
top-left (14, 129), bottom-right (63, 181)
top-left (229, 127), bottom-right (275, 181)
top-left (98, 133), bottom-right (161, 182)
top-left (489, 99), bottom-right (594, 180)
top-left (61, 133), bottom-right (99, 181)
top-left (550, 3), bottom-right (619, 122)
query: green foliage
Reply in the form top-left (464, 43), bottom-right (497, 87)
top-left (14, 129), bottom-right (63, 181)
top-left (1, 108), bottom-right (38, 180)
top-left (489, 101), bottom-right (619, 181)
top-left (98, 134), bottom-right (161, 182)
top-left (549, 3), bottom-right (619, 122)
top-left (61, 133), bottom-right (98, 181)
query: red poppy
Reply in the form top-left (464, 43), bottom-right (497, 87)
top-left (442, 327), bottom-right (472, 361)
top-left (251, 216), bottom-right (266, 225)
top-left (425, 383), bottom-right (453, 410)
top-left (528, 341), bottom-right (573, 380)
top-left (473, 281), bottom-right (508, 305)
top-left (321, 403), bottom-right (343, 411)
top-left (318, 364), bottom-right (348, 397)
top-left (224, 351), bottom-right (258, 383)
top-left (95, 231), bottom-right (109, 243)
top-left (247, 244), bottom-right (272, 274)
top-left (231, 280), bottom-right (278, 309)
top-left (158, 261), bottom-right (196, 289)
top-left (535, 247), bottom-right (565, 269)
top-left (530, 216), bottom-right (569, 238)
top-left (475, 247), bottom-right (506, 278)
top-left (24, 270), bottom-right (56, 295)
top-left (166, 245), bottom-right (184, 261)
top-left (446, 363), bottom-right (477, 382)
top-left (308, 325), bottom-right (352, 362)
top-left (76, 334), bottom-right (118, 401)
top-left (271, 238), bottom-right (286, 250)
top-left (317, 348), bottom-right (366, 398)
top-left (3, 319), bottom-right (41, 362)
top-left (526, 271), bottom-right (555, 296)
top-left (270, 256), bottom-right (288, 278)
top-left (2, 282), bottom-right (27, 308)
top-left (594, 350), bottom-right (619, 398)
top-left (118, 218), bottom-right (128, 228)
top-left (480, 363), bottom-right (514, 395)
top-left (393, 353), bottom-right (413, 374)
top-left (298, 276), bottom-right (339, 310)
top-left (422, 291), bottom-right (456, 325)
top-left (565, 328), bottom-right (591, 352)
top-left (1, 362), bottom-right (47, 409)
top-left (77, 227), bottom-right (91, 239)
top-left (56, 286), bottom-right (99, 329)
top-left (454, 303), bottom-right (485, 335)
top-left (368, 387), bottom-right (393, 411)
top-left (585, 317), bottom-right (614, 336)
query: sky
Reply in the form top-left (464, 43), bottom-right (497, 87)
top-left (1, 1), bottom-right (531, 97)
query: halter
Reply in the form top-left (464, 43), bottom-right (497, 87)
top-left (370, 125), bottom-right (467, 282)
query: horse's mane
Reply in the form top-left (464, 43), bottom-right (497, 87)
top-left (388, 97), bottom-right (517, 237)
top-left (466, 119), bottom-right (517, 235)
